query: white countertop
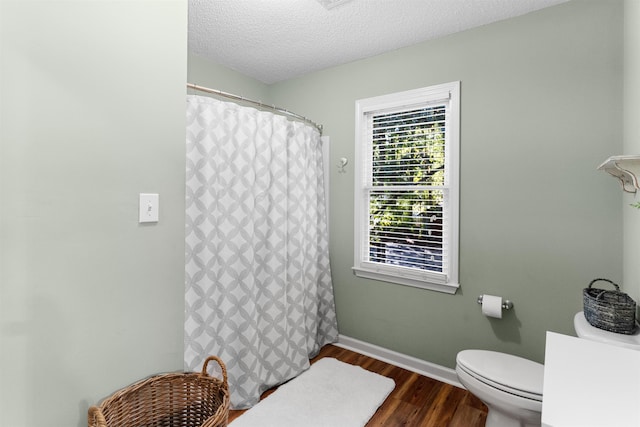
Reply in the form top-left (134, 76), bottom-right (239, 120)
top-left (542, 331), bottom-right (640, 427)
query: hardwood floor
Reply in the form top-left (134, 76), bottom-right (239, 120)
top-left (228, 344), bottom-right (488, 426)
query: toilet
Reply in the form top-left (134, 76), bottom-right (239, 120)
top-left (573, 311), bottom-right (640, 350)
top-left (456, 350), bottom-right (543, 427)
top-left (456, 312), bottom-right (640, 427)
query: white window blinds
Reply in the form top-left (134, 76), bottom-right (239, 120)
top-left (354, 82), bottom-right (460, 294)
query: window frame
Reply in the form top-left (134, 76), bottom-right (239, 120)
top-left (353, 82), bottom-right (460, 294)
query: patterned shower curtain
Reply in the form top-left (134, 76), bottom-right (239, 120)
top-left (184, 95), bottom-right (338, 409)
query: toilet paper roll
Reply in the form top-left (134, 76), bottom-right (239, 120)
top-left (481, 294), bottom-right (503, 319)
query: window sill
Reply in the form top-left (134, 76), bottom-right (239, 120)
top-left (352, 266), bottom-right (459, 294)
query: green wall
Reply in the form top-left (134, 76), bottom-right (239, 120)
top-left (624, 0), bottom-right (640, 304)
top-left (188, 53), bottom-right (270, 101)
top-left (268, 0), bottom-right (624, 367)
top-left (0, 1), bottom-right (187, 426)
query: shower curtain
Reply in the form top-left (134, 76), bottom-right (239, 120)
top-left (184, 95), bottom-right (338, 409)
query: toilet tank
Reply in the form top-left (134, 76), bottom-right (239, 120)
top-left (574, 312), bottom-right (640, 350)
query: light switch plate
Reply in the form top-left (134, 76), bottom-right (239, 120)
top-left (139, 193), bottom-right (159, 223)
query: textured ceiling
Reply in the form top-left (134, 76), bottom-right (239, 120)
top-left (188, 0), bottom-right (568, 85)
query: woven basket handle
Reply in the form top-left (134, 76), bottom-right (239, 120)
top-left (588, 278), bottom-right (620, 292)
top-left (88, 405), bottom-right (107, 427)
top-left (202, 355), bottom-right (228, 388)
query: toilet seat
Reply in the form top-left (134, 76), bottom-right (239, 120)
top-left (456, 350), bottom-right (543, 402)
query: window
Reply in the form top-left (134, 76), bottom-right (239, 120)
top-left (353, 82), bottom-right (460, 294)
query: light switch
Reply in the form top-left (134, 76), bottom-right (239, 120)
top-left (139, 193), bottom-right (159, 223)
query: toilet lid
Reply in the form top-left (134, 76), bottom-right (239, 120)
top-left (457, 350), bottom-right (544, 400)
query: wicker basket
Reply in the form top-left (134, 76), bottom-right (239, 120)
top-left (88, 356), bottom-right (230, 427)
top-left (583, 278), bottom-right (637, 335)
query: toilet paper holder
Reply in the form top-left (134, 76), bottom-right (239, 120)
top-left (477, 295), bottom-right (514, 310)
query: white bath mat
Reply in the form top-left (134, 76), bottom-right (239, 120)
top-left (230, 357), bottom-right (395, 427)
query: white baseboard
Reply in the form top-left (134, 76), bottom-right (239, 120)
top-left (335, 334), bottom-right (464, 389)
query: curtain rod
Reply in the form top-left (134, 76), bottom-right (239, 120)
top-left (186, 83), bottom-right (323, 134)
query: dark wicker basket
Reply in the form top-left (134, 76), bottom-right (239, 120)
top-left (583, 278), bottom-right (637, 335)
top-left (88, 356), bottom-right (229, 427)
